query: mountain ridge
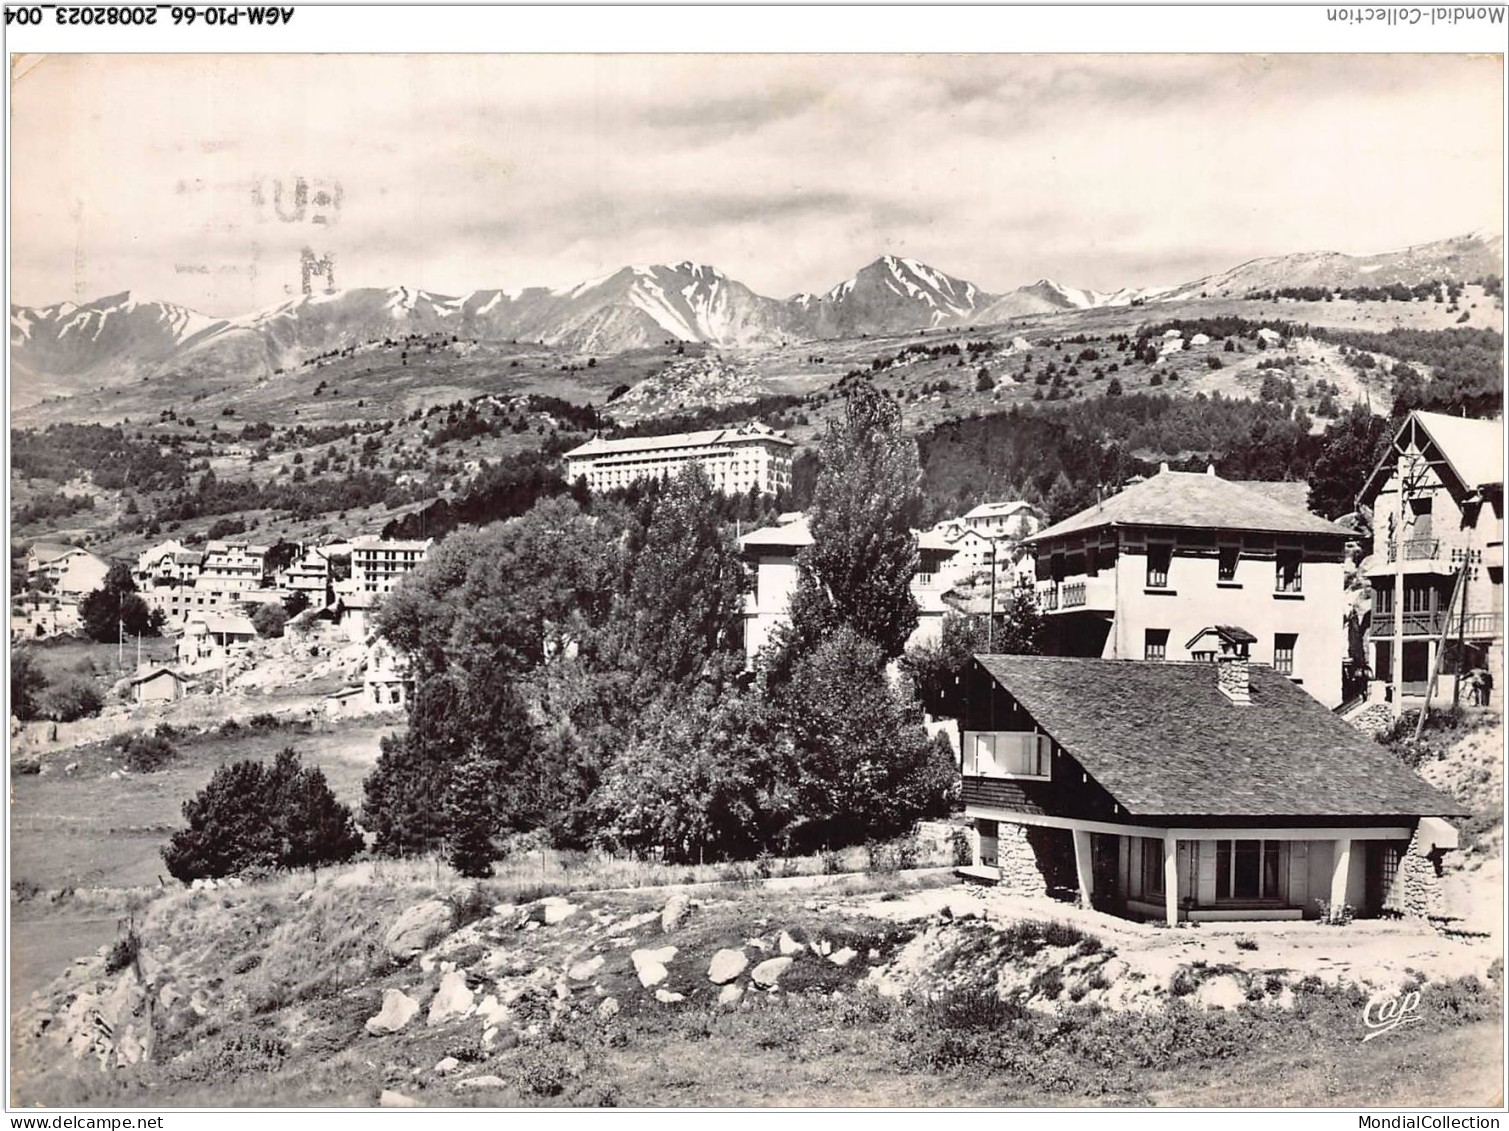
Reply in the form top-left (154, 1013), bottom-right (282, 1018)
top-left (12, 231), bottom-right (1501, 398)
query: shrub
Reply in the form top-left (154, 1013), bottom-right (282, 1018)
top-left (1234, 935), bottom-right (1258, 952)
top-left (40, 676), bottom-right (103, 723)
top-left (950, 827), bottom-right (973, 867)
top-left (104, 925), bottom-right (141, 974)
top-left (250, 603), bottom-right (288, 639)
top-left (118, 732), bottom-right (178, 773)
top-left (162, 748), bottom-right (363, 881)
top-left (821, 849), bottom-right (844, 875)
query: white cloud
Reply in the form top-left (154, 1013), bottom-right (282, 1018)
top-left (11, 54), bottom-right (1503, 314)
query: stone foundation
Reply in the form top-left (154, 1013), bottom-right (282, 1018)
top-left (1397, 827), bottom-right (1445, 919)
top-left (988, 822), bottom-right (1049, 897)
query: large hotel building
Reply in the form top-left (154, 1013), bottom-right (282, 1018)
top-left (564, 422), bottom-right (796, 496)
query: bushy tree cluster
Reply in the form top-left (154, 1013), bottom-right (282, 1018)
top-left (162, 749), bottom-right (362, 880)
top-left (79, 563), bottom-right (164, 643)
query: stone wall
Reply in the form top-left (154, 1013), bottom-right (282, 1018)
top-left (995, 823), bottom-right (1049, 897)
top-left (1397, 826), bottom-right (1444, 919)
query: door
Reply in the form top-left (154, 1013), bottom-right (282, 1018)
top-left (1090, 834), bottom-right (1120, 912)
top-left (1402, 641), bottom-right (1431, 697)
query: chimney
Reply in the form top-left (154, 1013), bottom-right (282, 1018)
top-left (1159, 461), bottom-right (1170, 474)
top-left (1206, 463), bottom-right (1217, 476)
top-left (1216, 651), bottom-right (1251, 706)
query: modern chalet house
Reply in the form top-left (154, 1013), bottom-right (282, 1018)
top-left (1029, 465), bottom-right (1351, 707)
top-left (1358, 410), bottom-right (1504, 709)
top-left (959, 645), bottom-right (1465, 925)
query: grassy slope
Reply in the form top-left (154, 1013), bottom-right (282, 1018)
top-left (9, 718), bottom-right (394, 892)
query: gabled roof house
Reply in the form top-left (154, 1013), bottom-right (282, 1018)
top-left (960, 648), bottom-right (1463, 925)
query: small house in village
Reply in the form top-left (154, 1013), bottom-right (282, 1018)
top-left (364, 637), bottom-right (415, 709)
top-left (129, 667), bottom-right (193, 705)
top-left (959, 647), bottom-right (1464, 925)
top-left (176, 612), bottom-right (257, 666)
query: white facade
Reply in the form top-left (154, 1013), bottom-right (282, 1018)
top-left (350, 537), bottom-right (431, 596)
top-left (962, 501), bottom-right (1046, 541)
top-left (1031, 469), bottom-right (1351, 707)
top-left (565, 423), bottom-right (796, 497)
top-left (200, 541), bottom-right (269, 593)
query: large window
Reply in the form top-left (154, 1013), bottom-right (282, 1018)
top-left (1274, 633), bottom-right (1297, 676)
top-left (964, 731), bottom-right (1052, 780)
top-left (1213, 839), bottom-right (1284, 900)
top-left (1146, 544), bottom-right (1172, 589)
top-left (1276, 549), bottom-right (1303, 593)
top-left (1144, 628), bottom-right (1169, 662)
top-left (1141, 837), bottom-right (1164, 897)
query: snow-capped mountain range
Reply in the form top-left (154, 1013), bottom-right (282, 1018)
top-left (11, 232), bottom-right (1502, 391)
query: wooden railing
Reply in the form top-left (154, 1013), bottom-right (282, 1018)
top-left (1061, 581), bottom-right (1086, 608)
top-left (1387, 538), bottom-right (1441, 563)
top-left (1371, 611), bottom-right (1502, 638)
top-left (1038, 585), bottom-right (1059, 611)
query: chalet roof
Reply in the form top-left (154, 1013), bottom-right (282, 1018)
top-left (1232, 480), bottom-right (1311, 513)
top-left (338, 591), bottom-right (381, 610)
top-left (1029, 469), bottom-right (1350, 543)
top-left (204, 540), bottom-right (269, 556)
top-left (28, 542), bottom-right (82, 563)
top-left (739, 515), bottom-right (813, 551)
top-left (185, 612), bottom-right (257, 636)
top-left (1413, 412), bottom-right (1503, 491)
top-left (129, 667), bottom-right (191, 686)
top-left (963, 500), bottom-right (1042, 521)
top-left (565, 423), bottom-right (795, 460)
top-left (326, 685), bottom-right (365, 701)
top-left (972, 655), bottom-right (1466, 819)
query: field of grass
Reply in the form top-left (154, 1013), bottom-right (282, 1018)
top-left (9, 717), bottom-right (395, 894)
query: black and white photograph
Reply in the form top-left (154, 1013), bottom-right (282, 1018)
top-left (5, 25), bottom-right (1507, 1115)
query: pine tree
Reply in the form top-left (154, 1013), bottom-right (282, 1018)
top-left (444, 752), bottom-right (502, 878)
top-left (783, 380), bottom-right (922, 666)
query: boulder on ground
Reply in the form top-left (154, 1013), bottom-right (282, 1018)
top-left (597, 997), bottom-right (620, 1020)
top-left (458, 1075), bottom-right (507, 1090)
top-left (427, 970), bottom-right (475, 1026)
top-left (568, 955), bottom-right (604, 981)
top-left (540, 898), bottom-right (578, 926)
top-left (379, 1090), bottom-right (420, 1108)
top-left (718, 983), bottom-right (745, 1008)
top-left (365, 988), bottom-right (421, 1035)
top-left (828, 947), bottom-right (857, 968)
top-left (631, 946), bottom-right (677, 988)
top-left (751, 956), bottom-right (794, 988)
top-left (384, 900), bottom-right (456, 960)
top-left (433, 1056), bottom-right (460, 1076)
top-left (660, 893), bottom-right (693, 932)
top-left (654, 989), bottom-right (686, 1004)
top-left (707, 948), bottom-right (748, 985)
top-left (778, 931), bottom-right (804, 956)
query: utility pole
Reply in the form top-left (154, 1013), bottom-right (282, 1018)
top-left (987, 541), bottom-right (997, 651)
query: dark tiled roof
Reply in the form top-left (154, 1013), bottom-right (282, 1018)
top-left (973, 654), bottom-right (1466, 819)
top-left (1232, 480), bottom-right (1312, 512)
top-left (1030, 471), bottom-right (1350, 542)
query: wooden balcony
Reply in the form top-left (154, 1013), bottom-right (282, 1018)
top-left (1036, 575), bottom-right (1115, 615)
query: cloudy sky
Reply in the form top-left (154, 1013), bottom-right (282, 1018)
top-left (10, 53), bottom-right (1504, 315)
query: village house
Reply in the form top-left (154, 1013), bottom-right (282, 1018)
top-left (175, 612), bottom-right (257, 667)
top-left (134, 540), bottom-right (203, 587)
top-left (958, 647), bottom-right (1465, 925)
top-left (276, 545), bottom-right (333, 602)
top-left (564, 422), bottom-right (796, 497)
top-left (129, 667), bottom-right (193, 705)
top-left (332, 588), bottom-right (380, 643)
top-left (737, 511), bottom-right (960, 663)
top-left (199, 540), bottom-right (269, 592)
top-left (25, 543), bottom-right (109, 600)
top-left (1029, 465), bottom-right (1350, 707)
top-left (1358, 410), bottom-right (1504, 709)
top-left (350, 536), bottom-right (432, 596)
top-left (364, 637), bottom-right (415, 709)
top-left (961, 500), bottom-right (1046, 542)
